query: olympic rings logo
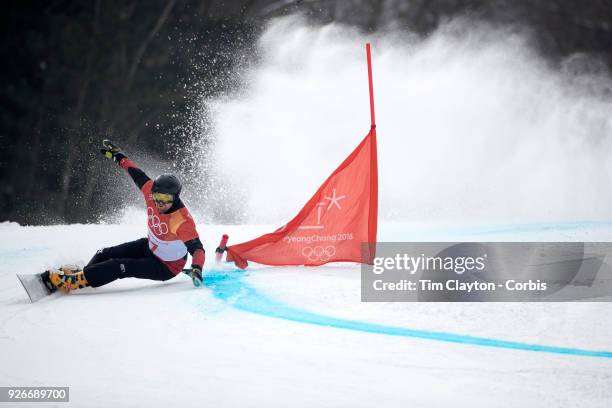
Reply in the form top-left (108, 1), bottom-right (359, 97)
top-left (147, 207), bottom-right (168, 235)
top-left (302, 245), bottom-right (336, 262)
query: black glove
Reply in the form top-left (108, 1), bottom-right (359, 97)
top-left (185, 266), bottom-right (203, 287)
top-left (100, 139), bottom-right (125, 162)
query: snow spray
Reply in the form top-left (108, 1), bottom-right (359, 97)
top-left (202, 16), bottom-right (612, 225)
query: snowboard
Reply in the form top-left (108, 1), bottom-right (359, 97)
top-left (17, 272), bottom-right (55, 303)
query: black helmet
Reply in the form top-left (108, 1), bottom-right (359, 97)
top-left (152, 174), bottom-right (182, 196)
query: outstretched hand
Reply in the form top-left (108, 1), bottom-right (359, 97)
top-left (100, 139), bottom-right (122, 161)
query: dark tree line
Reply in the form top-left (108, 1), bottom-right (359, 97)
top-left (2, 0), bottom-right (260, 223)
top-left (1, 0), bottom-right (611, 224)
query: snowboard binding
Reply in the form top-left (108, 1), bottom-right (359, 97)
top-left (41, 265), bottom-right (89, 293)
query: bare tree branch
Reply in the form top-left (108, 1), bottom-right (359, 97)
top-left (124, 0), bottom-right (178, 93)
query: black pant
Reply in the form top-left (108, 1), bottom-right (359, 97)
top-left (83, 238), bottom-right (177, 288)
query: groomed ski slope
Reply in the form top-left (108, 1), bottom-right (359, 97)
top-left (1, 220), bottom-right (612, 407)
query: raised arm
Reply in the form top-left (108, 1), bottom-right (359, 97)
top-left (100, 139), bottom-right (151, 190)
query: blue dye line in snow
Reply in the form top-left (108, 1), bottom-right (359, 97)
top-left (204, 270), bottom-right (612, 359)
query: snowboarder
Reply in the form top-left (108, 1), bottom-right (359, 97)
top-left (43, 140), bottom-right (205, 293)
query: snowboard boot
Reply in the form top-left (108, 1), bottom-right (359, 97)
top-left (42, 265), bottom-right (89, 293)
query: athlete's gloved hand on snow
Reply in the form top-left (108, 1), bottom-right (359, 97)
top-left (185, 266), bottom-right (203, 287)
top-left (100, 139), bottom-right (125, 162)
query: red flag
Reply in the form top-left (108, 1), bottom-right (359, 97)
top-left (226, 129), bottom-right (378, 269)
top-left (226, 43), bottom-right (378, 269)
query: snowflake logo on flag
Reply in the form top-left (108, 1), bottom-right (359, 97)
top-left (324, 189), bottom-right (346, 211)
top-left (295, 188), bottom-right (347, 230)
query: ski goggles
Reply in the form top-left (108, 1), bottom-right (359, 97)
top-left (152, 192), bottom-right (174, 204)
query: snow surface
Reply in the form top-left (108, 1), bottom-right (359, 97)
top-left (1, 221), bottom-right (612, 407)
